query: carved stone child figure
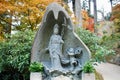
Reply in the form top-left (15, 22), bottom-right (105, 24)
top-left (67, 48), bottom-right (77, 71)
top-left (67, 48), bottom-right (82, 74)
top-left (47, 24), bottom-right (64, 72)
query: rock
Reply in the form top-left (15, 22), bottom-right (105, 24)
top-left (51, 75), bottom-right (71, 80)
top-left (31, 2), bottom-right (91, 80)
top-left (82, 73), bottom-right (95, 80)
top-left (30, 72), bottom-right (42, 80)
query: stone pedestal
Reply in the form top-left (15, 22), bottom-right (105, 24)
top-left (82, 73), bottom-right (95, 80)
top-left (51, 75), bottom-right (71, 80)
top-left (30, 72), bottom-right (42, 80)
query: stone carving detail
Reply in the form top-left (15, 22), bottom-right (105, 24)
top-left (66, 48), bottom-right (82, 73)
top-left (47, 24), bottom-right (64, 72)
top-left (31, 2), bottom-right (91, 80)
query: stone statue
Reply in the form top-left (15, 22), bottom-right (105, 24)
top-left (67, 48), bottom-right (82, 71)
top-left (31, 2), bottom-right (91, 80)
top-left (66, 47), bottom-right (82, 76)
top-left (46, 24), bottom-right (64, 72)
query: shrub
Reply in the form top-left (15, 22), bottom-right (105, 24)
top-left (0, 30), bottom-right (35, 80)
top-left (83, 61), bottom-right (95, 73)
top-left (76, 28), bottom-right (115, 62)
top-left (29, 62), bottom-right (43, 72)
top-left (100, 33), bottom-right (120, 63)
top-left (100, 33), bottom-right (120, 49)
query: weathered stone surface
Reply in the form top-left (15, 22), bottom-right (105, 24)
top-left (30, 72), bottom-right (42, 80)
top-left (82, 73), bottom-right (95, 80)
top-left (51, 75), bottom-right (71, 80)
top-left (31, 2), bottom-right (91, 80)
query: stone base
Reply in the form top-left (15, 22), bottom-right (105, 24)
top-left (30, 72), bottom-right (42, 80)
top-left (44, 74), bottom-right (81, 80)
top-left (51, 75), bottom-right (71, 80)
top-left (82, 73), bottom-right (95, 80)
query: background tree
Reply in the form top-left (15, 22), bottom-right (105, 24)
top-left (88, 0), bottom-right (91, 15)
top-left (112, 0), bottom-right (120, 6)
top-left (75, 0), bottom-right (82, 27)
top-left (82, 0), bottom-right (89, 10)
top-left (111, 4), bottom-right (120, 33)
top-left (97, 9), bottom-right (105, 21)
top-left (0, 0), bottom-right (54, 35)
top-left (110, 0), bottom-right (113, 9)
top-left (63, 0), bottom-right (83, 27)
top-left (93, 0), bottom-right (97, 33)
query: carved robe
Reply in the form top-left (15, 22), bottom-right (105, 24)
top-left (48, 34), bottom-right (64, 70)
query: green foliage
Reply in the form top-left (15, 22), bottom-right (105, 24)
top-left (76, 28), bottom-right (99, 48)
top-left (76, 28), bottom-right (115, 62)
top-left (112, 19), bottom-right (120, 33)
top-left (91, 44), bottom-right (115, 62)
top-left (29, 62), bottom-right (43, 72)
top-left (100, 33), bottom-right (120, 49)
top-left (83, 61), bottom-right (95, 73)
top-left (111, 4), bottom-right (120, 33)
top-left (99, 33), bottom-right (120, 63)
top-left (0, 30), bottom-right (35, 80)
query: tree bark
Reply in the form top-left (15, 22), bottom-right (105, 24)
top-left (88, 0), bottom-right (91, 15)
top-left (110, 0), bottom-right (112, 10)
top-left (75, 0), bottom-right (82, 27)
top-left (93, 0), bottom-right (97, 33)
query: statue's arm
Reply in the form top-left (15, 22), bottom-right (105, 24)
top-left (61, 39), bottom-right (64, 44)
top-left (45, 47), bottom-right (49, 51)
top-left (59, 36), bottom-right (64, 44)
top-left (45, 37), bottom-right (52, 51)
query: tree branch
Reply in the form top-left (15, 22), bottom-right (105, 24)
top-left (0, 16), bottom-right (16, 27)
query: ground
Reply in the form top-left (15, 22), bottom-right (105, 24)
top-left (95, 62), bottom-right (120, 80)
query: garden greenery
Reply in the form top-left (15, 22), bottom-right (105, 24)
top-left (29, 62), bottom-right (43, 72)
top-left (100, 33), bottom-right (120, 49)
top-left (83, 61), bottom-right (95, 73)
top-left (76, 28), bottom-right (115, 62)
top-left (0, 28), bottom-right (116, 80)
top-left (0, 30), bottom-right (35, 80)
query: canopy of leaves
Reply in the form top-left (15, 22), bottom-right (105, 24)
top-left (0, 0), bottom-right (55, 35)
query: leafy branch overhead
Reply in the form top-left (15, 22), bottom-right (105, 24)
top-left (0, 0), bottom-right (54, 34)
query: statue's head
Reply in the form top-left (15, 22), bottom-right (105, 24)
top-left (53, 24), bottom-right (59, 34)
top-left (67, 48), bottom-right (74, 55)
top-left (69, 48), bottom-right (74, 53)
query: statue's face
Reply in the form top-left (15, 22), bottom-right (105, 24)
top-left (54, 27), bottom-right (59, 34)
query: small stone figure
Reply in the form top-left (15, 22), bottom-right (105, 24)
top-left (47, 24), bottom-right (64, 72)
top-left (67, 48), bottom-right (82, 74)
top-left (67, 48), bottom-right (77, 71)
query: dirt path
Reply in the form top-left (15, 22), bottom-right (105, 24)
top-left (94, 62), bottom-right (120, 80)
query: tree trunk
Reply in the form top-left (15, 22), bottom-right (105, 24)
top-left (110, 0), bottom-right (112, 10)
top-left (75, 0), bottom-right (82, 27)
top-left (88, 0), bottom-right (91, 15)
top-left (93, 0), bottom-right (97, 33)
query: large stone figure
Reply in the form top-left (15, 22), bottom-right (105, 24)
top-left (47, 24), bottom-right (64, 72)
top-left (31, 2), bottom-right (91, 80)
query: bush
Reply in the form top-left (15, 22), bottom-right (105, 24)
top-left (83, 61), bottom-right (95, 73)
top-left (100, 33), bottom-right (120, 49)
top-left (100, 33), bottom-right (120, 63)
top-left (76, 28), bottom-right (115, 62)
top-left (29, 62), bottom-right (43, 72)
top-left (0, 30), bottom-right (35, 80)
